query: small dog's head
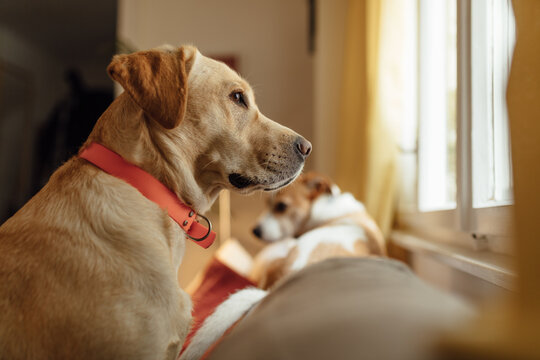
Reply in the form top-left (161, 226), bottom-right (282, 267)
top-left (104, 45), bottom-right (311, 211)
top-left (252, 172), bottom-right (336, 242)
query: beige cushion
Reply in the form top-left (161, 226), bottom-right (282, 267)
top-left (208, 257), bottom-right (474, 360)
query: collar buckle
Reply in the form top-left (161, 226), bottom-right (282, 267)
top-left (186, 214), bottom-right (213, 242)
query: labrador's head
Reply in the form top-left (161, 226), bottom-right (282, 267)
top-left (106, 45), bottom-right (311, 210)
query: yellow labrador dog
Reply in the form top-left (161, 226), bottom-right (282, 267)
top-left (0, 45), bottom-right (310, 360)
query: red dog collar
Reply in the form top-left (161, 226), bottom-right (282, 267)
top-left (79, 142), bottom-right (216, 248)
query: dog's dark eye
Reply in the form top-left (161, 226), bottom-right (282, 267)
top-left (274, 201), bottom-right (288, 213)
top-left (230, 91), bottom-right (248, 108)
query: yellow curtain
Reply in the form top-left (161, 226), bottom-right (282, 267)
top-left (337, 0), bottom-right (404, 236)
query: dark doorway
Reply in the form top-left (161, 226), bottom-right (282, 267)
top-left (0, 1), bottom-right (117, 222)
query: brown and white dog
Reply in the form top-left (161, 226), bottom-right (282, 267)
top-left (251, 172), bottom-right (385, 289)
top-left (0, 45), bottom-right (310, 360)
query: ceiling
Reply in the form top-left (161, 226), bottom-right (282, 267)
top-left (0, 0), bottom-right (117, 64)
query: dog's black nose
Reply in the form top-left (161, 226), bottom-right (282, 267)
top-left (252, 226), bottom-right (262, 239)
top-left (295, 137), bottom-right (312, 157)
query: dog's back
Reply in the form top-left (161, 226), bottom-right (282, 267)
top-left (0, 159), bottom-right (189, 360)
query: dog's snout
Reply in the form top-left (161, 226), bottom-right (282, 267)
top-left (295, 137), bottom-right (312, 157)
top-left (252, 226), bottom-right (262, 239)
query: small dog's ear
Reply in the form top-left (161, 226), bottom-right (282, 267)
top-left (107, 47), bottom-right (191, 129)
top-left (302, 172), bottom-right (334, 200)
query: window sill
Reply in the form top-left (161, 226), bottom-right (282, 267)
top-left (390, 230), bottom-right (515, 290)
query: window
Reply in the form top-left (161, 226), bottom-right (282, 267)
top-left (398, 0), bottom-right (515, 254)
top-left (417, 0), bottom-right (457, 212)
top-left (471, 0), bottom-right (515, 208)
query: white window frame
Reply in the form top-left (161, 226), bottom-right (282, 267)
top-left (397, 0), bottom-right (514, 255)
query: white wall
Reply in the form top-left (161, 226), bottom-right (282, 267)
top-left (313, 0), bottom-right (348, 178)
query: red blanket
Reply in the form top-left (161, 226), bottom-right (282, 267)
top-left (180, 257), bottom-right (255, 356)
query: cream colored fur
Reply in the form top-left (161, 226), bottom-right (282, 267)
top-left (0, 45), bottom-right (309, 360)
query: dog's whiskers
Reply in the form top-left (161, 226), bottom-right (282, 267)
top-left (202, 159), bottom-right (218, 170)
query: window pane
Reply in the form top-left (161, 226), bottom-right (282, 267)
top-left (492, 0), bottom-right (514, 203)
top-left (471, 0), bottom-right (515, 208)
top-left (418, 0), bottom-right (457, 211)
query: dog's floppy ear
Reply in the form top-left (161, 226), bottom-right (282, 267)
top-left (301, 172), bottom-right (334, 200)
top-left (107, 46), bottom-right (191, 129)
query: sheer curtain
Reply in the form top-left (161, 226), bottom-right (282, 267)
top-left (336, 0), bottom-right (414, 236)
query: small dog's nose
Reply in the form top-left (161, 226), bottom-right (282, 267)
top-left (295, 137), bottom-right (312, 157)
top-left (252, 226), bottom-right (262, 239)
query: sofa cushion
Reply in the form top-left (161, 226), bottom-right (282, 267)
top-left (207, 257), bottom-right (474, 360)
